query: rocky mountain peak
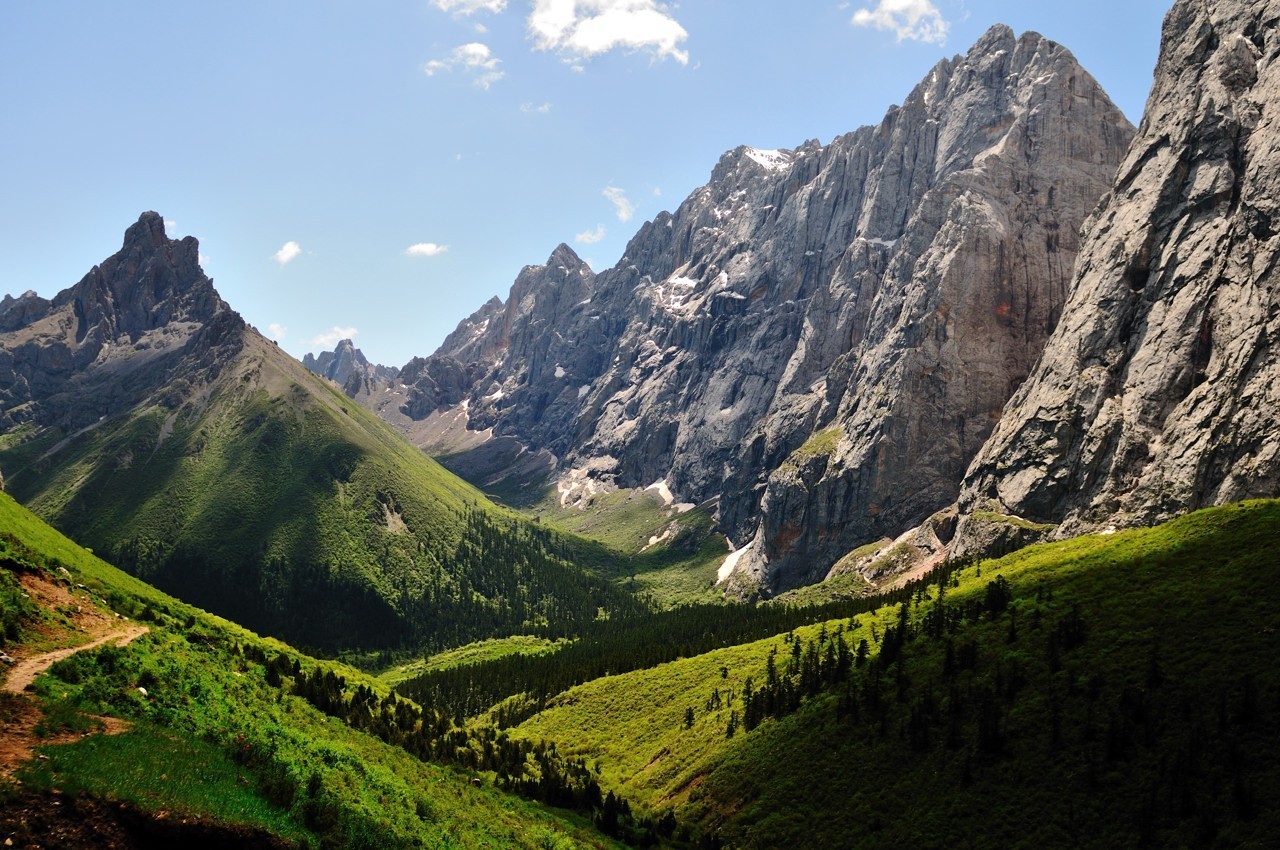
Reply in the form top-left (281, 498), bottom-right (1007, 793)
top-left (51, 210), bottom-right (221, 345)
top-left (953, 0), bottom-right (1280, 555)
top-left (0, 212), bottom-right (241, 432)
top-left (302, 337), bottom-right (398, 400)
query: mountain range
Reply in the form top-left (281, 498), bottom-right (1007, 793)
top-left (3, 0), bottom-right (1280, 846)
top-left (305, 24), bottom-right (1157, 596)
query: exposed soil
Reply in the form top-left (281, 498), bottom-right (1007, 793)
top-left (0, 790), bottom-right (296, 850)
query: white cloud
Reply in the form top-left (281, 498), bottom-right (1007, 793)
top-left (424, 42), bottom-right (505, 89)
top-left (521, 101), bottom-right (553, 114)
top-left (274, 241), bottom-right (302, 266)
top-left (529, 0), bottom-right (689, 65)
top-left (406, 242), bottom-right (449, 256)
top-left (164, 219), bottom-right (178, 236)
top-left (575, 224), bottom-right (606, 244)
top-left (653, 186), bottom-right (662, 197)
top-left (312, 326), bottom-right (359, 349)
top-left (603, 185), bottom-right (635, 222)
top-left (852, 0), bottom-right (949, 44)
top-left (431, 0), bottom-right (506, 13)
top-left (474, 22), bottom-right (489, 34)
top-left (198, 252), bottom-right (210, 267)
top-left (267, 323), bottom-right (288, 340)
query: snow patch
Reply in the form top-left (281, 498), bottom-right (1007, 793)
top-left (745, 147), bottom-right (793, 172)
top-left (645, 479), bottom-right (675, 506)
top-left (857, 236), bottom-right (899, 249)
top-left (555, 365), bottom-right (566, 379)
top-left (578, 384), bottom-right (591, 399)
top-left (718, 542), bottom-right (754, 584)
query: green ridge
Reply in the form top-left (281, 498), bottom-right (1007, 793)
top-left (0, 490), bottom-right (624, 849)
top-left (0, 331), bottom-right (643, 651)
top-left (513, 500), bottom-right (1280, 848)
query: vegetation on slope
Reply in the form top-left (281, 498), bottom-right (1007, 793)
top-left (0, 332), bottom-right (643, 652)
top-left (513, 500), bottom-right (1280, 849)
top-left (0, 491), bottom-right (628, 849)
top-left (520, 487), bottom-right (730, 607)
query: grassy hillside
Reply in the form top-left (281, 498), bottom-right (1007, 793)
top-left (0, 490), bottom-right (626, 849)
top-left (0, 330), bottom-right (643, 651)
top-left (519, 486), bottom-right (730, 607)
top-left (512, 500), bottom-right (1280, 848)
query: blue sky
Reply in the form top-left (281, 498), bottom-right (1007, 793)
top-left (1, 0), bottom-right (1171, 368)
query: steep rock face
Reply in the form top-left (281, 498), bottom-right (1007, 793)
top-left (738, 28), bottom-right (1136, 590)
top-left (956, 0), bottom-right (1280, 550)
top-left (0, 211), bottom-right (238, 431)
top-left (387, 26), bottom-right (1133, 592)
top-left (301, 338), bottom-right (399, 401)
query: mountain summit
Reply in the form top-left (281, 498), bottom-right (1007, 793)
top-left (0, 211), bottom-right (234, 433)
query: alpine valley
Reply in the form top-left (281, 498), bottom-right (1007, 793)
top-left (1, 1), bottom-right (1278, 848)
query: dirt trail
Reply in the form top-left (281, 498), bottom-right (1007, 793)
top-left (0, 572), bottom-right (149, 776)
top-left (3, 624), bottom-right (149, 695)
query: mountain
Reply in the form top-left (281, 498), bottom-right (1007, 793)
top-left (954, 0), bottom-right (1280, 555)
top-left (338, 25), bottom-right (1135, 595)
top-left (0, 213), bottom-right (641, 651)
top-left (301, 338), bottom-right (399, 403)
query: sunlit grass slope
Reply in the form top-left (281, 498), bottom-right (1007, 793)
top-left (0, 331), bottom-right (642, 651)
top-left (516, 500), bottom-right (1280, 849)
top-left (0, 491), bottom-right (623, 850)
top-left (525, 487), bottom-right (729, 607)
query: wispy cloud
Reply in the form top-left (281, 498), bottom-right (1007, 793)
top-left (406, 242), bottom-right (449, 257)
top-left (267, 323), bottom-right (288, 341)
top-left (529, 0), bottom-right (689, 65)
top-left (603, 185), bottom-right (635, 222)
top-left (575, 224), bottom-right (606, 244)
top-left (274, 241), bottom-right (302, 266)
top-left (431, 0), bottom-right (507, 13)
top-left (521, 101), bottom-right (553, 114)
top-left (851, 0), bottom-right (949, 44)
top-left (312, 326), bottom-right (359, 349)
top-left (425, 42), bottom-right (505, 89)
top-left (164, 219), bottom-right (178, 236)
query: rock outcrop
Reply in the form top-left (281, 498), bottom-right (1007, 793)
top-left (376, 25), bottom-right (1134, 593)
top-left (955, 0), bottom-right (1280, 552)
top-left (0, 211), bottom-right (239, 432)
top-left (302, 338), bottom-right (399, 401)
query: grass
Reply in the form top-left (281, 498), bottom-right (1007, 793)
top-left (779, 428), bottom-right (840, 470)
top-left (514, 500), bottom-right (1280, 848)
top-left (378, 635), bottom-right (569, 686)
top-left (770, 569), bottom-right (872, 605)
top-left (0, 491), bottom-right (624, 850)
top-left (529, 488), bottom-right (730, 607)
top-left (21, 729), bottom-right (309, 843)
